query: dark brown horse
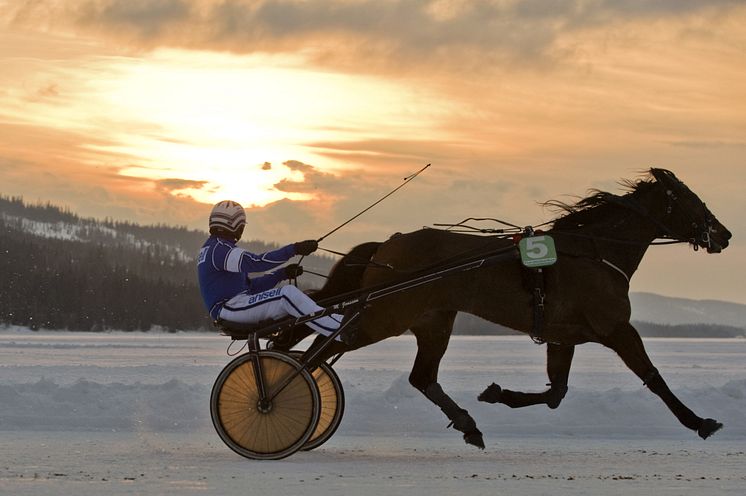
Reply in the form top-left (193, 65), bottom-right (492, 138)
top-left (293, 168), bottom-right (732, 448)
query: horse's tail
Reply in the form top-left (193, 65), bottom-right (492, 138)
top-left (312, 241), bottom-right (382, 302)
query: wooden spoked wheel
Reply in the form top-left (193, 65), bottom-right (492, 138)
top-left (210, 351), bottom-right (320, 460)
top-left (287, 353), bottom-right (345, 451)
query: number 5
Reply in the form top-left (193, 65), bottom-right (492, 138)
top-left (525, 237), bottom-right (548, 259)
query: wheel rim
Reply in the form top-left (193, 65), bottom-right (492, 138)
top-left (303, 363), bottom-right (345, 450)
top-left (283, 352), bottom-right (345, 451)
top-left (212, 352), bottom-right (319, 459)
top-left (307, 366), bottom-right (339, 444)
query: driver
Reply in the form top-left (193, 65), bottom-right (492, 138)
top-left (197, 200), bottom-right (343, 338)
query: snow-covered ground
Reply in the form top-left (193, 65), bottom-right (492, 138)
top-left (1, 330), bottom-right (744, 495)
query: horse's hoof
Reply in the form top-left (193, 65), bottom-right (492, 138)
top-left (478, 383), bottom-right (502, 404)
top-left (464, 430), bottom-right (485, 450)
top-left (449, 410), bottom-right (483, 449)
top-left (698, 418), bottom-right (723, 439)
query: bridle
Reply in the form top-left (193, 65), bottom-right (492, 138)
top-left (661, 187), bottom-right (718, 252)
top-left (567, 183), bottom-right (718, 253)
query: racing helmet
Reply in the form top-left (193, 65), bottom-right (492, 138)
top-left (209, 200), bottom-right (246, 240)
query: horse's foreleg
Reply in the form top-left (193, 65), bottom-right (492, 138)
top-left (602, 322), bottom-right (722, 439)
top-left (478, 343), bottom-right (575, 409)
top-left (409, 312), bottom-right (484, 449)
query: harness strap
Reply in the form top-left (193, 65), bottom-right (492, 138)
top-left (529, 267), bottom-right (546, 344)
top-left (600, 258), bottom-right (630, 284)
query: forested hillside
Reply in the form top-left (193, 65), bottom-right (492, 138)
top-left (0, 196), bottom-right (334, 332)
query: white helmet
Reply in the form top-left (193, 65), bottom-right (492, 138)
top-left (209, 200), bottom-right (246, 235)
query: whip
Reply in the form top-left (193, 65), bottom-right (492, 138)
top-left (293, 163), bottom-right (431, 284)
top-left (316, 163), bottom-right (431, 243)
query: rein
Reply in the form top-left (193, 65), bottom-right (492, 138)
top-left (551, 230), bottom-right (686, 247)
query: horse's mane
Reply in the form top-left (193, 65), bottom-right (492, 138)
top-left (545, 169), bottom-right (663, 230)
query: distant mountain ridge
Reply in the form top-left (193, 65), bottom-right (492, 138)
top-left (629, 292), bottom-right (746, 328)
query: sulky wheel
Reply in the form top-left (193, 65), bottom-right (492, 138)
top-left (210, 351), bottom-right (320, 460)
top-left (288, 353), bottom-right (346, 451)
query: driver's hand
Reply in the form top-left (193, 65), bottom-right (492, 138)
top-left (284, 263), bottom-right (304, 279)
top-left (294, 240), bottom-right (318, 256)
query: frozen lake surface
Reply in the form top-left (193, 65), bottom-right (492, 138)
top-left (1, 331), bottom-right (744, 495)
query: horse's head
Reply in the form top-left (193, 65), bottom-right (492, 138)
top-left (650, 168), bottom-right (732, 253)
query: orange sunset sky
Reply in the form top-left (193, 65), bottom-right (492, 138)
top-left (1, 0), bottom-right (744, 303)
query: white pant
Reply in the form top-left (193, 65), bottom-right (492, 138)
top-left (219, 285), bottom-right (342, 338)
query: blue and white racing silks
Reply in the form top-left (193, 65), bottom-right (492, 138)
top-left (197, 236), bottom-right (296, 319)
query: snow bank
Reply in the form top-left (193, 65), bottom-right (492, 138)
top-left (2, 334), bottom-right (743, 442)
top-left (0, 378), bottom-right (208, 432)
top-left (2, 375), bottom-right (744, 440)
top-left (347, 376), bottom-right (746, 440)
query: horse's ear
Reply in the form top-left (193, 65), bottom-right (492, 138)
top-left (649, 168), bottom-right (678, 186)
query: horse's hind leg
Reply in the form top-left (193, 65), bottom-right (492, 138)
top-left (409, 311), bottom-right (485, 449)
top-left (602, 322), bottom-right (722, 439)
top-left (478, 343), bottom-right (575, 409)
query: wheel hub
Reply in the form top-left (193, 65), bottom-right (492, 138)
top-left (257, 399), bottom-right (273, 413)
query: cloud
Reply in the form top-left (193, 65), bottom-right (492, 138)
top-left (155, 178), bottom-right (209, 192)
top-left (308, 139), bottom-right (457, 166)
top-left (0, 119), bottom-right (211, 229)
top-left (75, 0), bottom-right (190, 38)
top-left (272, 160), bottom-right (365, 202)
top-left (667, 140), bottom-right (746, 149)
top-left (242, 197), bottom-right (319, 242)
top-left (29, 83), bottom-right (60, 101)
top-left (5, 0), bottom-right (743, 70)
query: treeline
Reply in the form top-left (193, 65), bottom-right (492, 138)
top-left (0, 216), bottom-right (211, 332)
top-left (0, 195), bottom-right (81, 224)
top-left (632, 321), bottom-right (745, 338)
top-left (0, 196), bottom-right (335, 332)
top-left (452, 312), bottom-right (745, 337)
